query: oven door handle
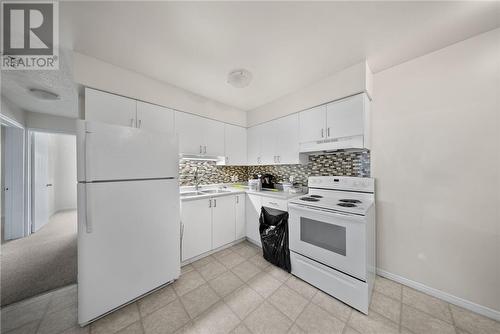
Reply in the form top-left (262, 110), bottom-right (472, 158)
top-left (288, 203), bottom-right (364, 222)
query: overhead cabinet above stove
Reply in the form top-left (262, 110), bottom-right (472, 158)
top-left (298, 93), bottom-right (371, 153)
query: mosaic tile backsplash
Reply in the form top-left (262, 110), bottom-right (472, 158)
top-left (179, 150), bottom-right (370, 187)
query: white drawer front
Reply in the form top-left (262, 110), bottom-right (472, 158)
top-left (261, 197), bottom-right (287, 211)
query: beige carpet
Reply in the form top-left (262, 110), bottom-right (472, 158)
top-left (1, 210), bottom-right (77, 306)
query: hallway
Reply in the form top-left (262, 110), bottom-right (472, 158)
top-left (1, 210), bottom-right (77, 306)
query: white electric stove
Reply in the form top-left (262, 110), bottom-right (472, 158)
top-left (288, 176), bottom-right (375, 314)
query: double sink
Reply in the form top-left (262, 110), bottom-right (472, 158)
top-left (180, 188), bottom-right (232, 198)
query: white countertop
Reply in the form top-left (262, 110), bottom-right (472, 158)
top-left (180, 183), bottom-right (305, 201)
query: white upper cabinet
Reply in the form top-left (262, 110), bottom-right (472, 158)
top-left (247, 126), bottom-right (262, 165)
top-left (85, 88), bottom-right (136, 127)
top-left (326, 93), bottom-right (365, 139)
top-left (247, 114), bottom-right (304, 165)
top-left (175, 112), bottom-right (225, 156)
top-left (203, 118), bottom-right (225, 156)
top-left (299, 105), bottom-right (326, 143)
top-left (299, 93), bottom-right (370, 152)
top-left (274, 114), bottom-right (300, 164)
top-left (136, 101), bottom-right (174, 133)
top-left (224, 124), bottom-right (247, 166)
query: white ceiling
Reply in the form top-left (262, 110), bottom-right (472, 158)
top-left (1, 50), bottom-right (79, 118)
top-left (60, 1), bottom-right (500, 111)
top-left (3, 2), bottom-right (499, 118)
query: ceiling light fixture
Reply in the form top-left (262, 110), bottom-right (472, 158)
top-left (28, 88), bottom-right (60, 100)
top-left (227, 69), bottom-right (252, 88)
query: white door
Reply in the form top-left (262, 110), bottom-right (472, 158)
top-left (32, 132), bottom-right (50, 232)
top-left (85, 88), bottom-right (137, 127)
top-left (136, 101), bottom-right (175, 133)
top-left (245, 194), bottom-right (261, 245)
top-left (78, 121), bottom-right (178, 182)
top-left (235, 194), bottom-right (246, 239)
top-left (326, 94), bottom-right (365, 139)
top-left (258, 122), bottom-right (276, 165)
top-left (224, 124), bottom-right (247, 165)
top-left (3, 126), bottom-right (25, 239)
top-left (181, 198), bottom-right (212, 261)
top-left (174, 112), bottom-right (204, 155)
top-left (246, 126), bottom-right (261, 165)
top-left (299, 105), bottom-right (326, 143)
top-left (78, 179), bottom-right (180, 324)
top-left (275, 114), bottom-right (300, 164)
top-left (203, 118), bottom-right (225, 156)
top-left (212, 195), bottom-right (236, 249)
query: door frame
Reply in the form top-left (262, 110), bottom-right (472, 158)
top-left (0, 113), bottom-right (27, 239)
top-left (26, 127), bottom-right (76, 235)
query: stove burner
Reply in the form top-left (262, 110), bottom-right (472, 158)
top-left (300, 197), bottom-right (320, 202)
top-left (339, 199), bottom-right (362, 204)
top-left (337, 202), bottom-right (356, 207)
top-left (310, 195), bottom-right (323, 198)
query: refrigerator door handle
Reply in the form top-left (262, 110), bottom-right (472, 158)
top-left (85, 185), bottom-right (93, 233)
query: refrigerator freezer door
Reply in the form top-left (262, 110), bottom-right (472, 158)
top-left (77, 179), bottom-right (180, 324)
top-left (77, 120), bottom-right (178, 182)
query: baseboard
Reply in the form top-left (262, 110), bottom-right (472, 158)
top-left (376, 268), bottom-right (500, 322)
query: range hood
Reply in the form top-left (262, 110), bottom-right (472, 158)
top-left (179, 153), bottom-right (223, 161)
top-left (299, 135), bottom-right (367, 154)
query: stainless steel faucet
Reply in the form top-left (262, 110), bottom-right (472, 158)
top-left (194, 167), bottom-right (200, 191)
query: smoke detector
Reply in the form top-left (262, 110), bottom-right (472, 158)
top-left (28, 88), bottom-right (60, 100)
top-left (227, 69), bottom-right (252, 88)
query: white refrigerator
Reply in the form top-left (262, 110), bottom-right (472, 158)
top-left (76, 120), bottom-right (180, 325)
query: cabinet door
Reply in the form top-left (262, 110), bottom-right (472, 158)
top-left (298, 105), bottom-right (326, 143)
top-left (203, 118), bottom-right (225, 156)
top-left (275, 114), bottom-right (300, 164)
top-left (136, 101), bottom-right (174, 133)
top-left (259, 122), bottom-right (276, 165)
top-left (212, 196), bottom-right (235, 249)
top-left (181, 198), bottom-right (212, 261)
top-left (247, 126), bottom-right (261, 165)
top-left (224, 124), bottom-right (247, 165)
top-left (326, 94), bottom-right (364, 139)
top-left (175, 112), bottom-right (205, 155)
top-left (245, 194), bottom-right (262, 245)
top-left (235, 194), bottom-right (246, 239)
top-left (85, 88), bottom-right (137, 127)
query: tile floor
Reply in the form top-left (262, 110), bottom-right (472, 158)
top-left (1, 240), bottom-right (499, 334)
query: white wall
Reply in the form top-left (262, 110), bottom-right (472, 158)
top-left (247, 61), bottom-right (373, 126)
top-left (372, 28), bottom-right (500, 313)
top-left (45, 133), bottom-right (77, 216)
top-left (73, 52), bottom-right (247, 127)
top-left (54, 134), bottom-right (77, 211)
top-left (26, 111), bottom-right (76, 134)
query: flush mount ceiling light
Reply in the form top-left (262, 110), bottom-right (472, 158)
top-left (28, 88), bottom-right (60, 100)
top-left (227, 69), bottom-right (252, 88)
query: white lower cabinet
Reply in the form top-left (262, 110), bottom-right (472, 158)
top-left (182, 194), bottom-right (247, 262)
top-left (212, 196), bottom-right (235, 249)
top-left (235, 194), bottom-right (246, 239)
top-left (245, 194), bottom-right (262, 245)
top-left (181, 198), bottom-right (212, 262)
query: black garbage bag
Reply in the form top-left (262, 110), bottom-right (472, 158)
top-left (259, 206), bottom-right (291, 272)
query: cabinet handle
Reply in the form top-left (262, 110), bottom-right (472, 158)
top-left (321, 128), bottom-right (324, 138)
top-left (214, 199), bottom-right (217, 207)
top-left (204, 146), bottom-right (207, 154)
top-left (180, 222), bottom-right (184, 246)
top-left (236, 196), bottom-right (239, 204)
top-left (327, 127), bottom-right (330, 137)
top-left (277, 156), bottom-right (280, 163)
top-left (226, 156), bottom-right (229, 163)
top-left (209, 199), bottom-right (212, 208)
top-left (138, 119), bottom-right (142, 128)
top-left (130, 118), bottom-right (135, 127)
top-left (269, 202), bottom-right (278, 206)
top-left (200, 145), bottom-right (202, 154)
